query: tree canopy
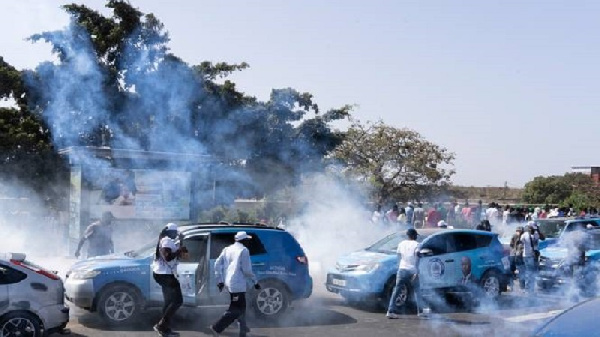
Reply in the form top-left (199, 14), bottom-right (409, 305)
top-left (522, 173), bottom-right (600, 209)
top-left (1, 0), bottom-right (350, 203)
top-left (330, 119), bottom-right (455, 204)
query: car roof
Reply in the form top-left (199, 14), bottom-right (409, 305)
top-left (178, 222), bottom-right (285, 236)
top-left (534, 297), bottom-right (600, 336)
top-left (425, 228), bottom-right (498, 238)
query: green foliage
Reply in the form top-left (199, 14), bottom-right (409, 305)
top-left (522, 173), bottom-right (600, 209)
top-left (330, 119), bottom-right (455, 204)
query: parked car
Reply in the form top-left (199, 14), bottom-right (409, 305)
top-left (325, 228), bottom-right (443, 309)
top-left (64, 223), bottom-right (312, 325)
top-left (497, 218), bottom-right (571, 251)
top-left (532, 297), bottom-right (600, 337)
top-left (0, 252), bottom-right (70, 336)
top-left (417, 229), bottom-right (511, 307)
top-left (537, 228), bottom-right (600, 295)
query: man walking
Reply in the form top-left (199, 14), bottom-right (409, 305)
top-left (74, 211), bottom-right (115, 258)
top-left (386, 228), bottom-right (425, 318)
top-left (210, 232), bottom-right (260, 337)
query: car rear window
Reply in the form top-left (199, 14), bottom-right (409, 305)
top-left (0, 264), bottom-right (26, 285)
top-left (210, 232), bottom-right (267, 258)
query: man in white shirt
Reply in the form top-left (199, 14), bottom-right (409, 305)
top-left (386, 228), bottom-right (424, 318)
top-left (519, 223), bottom-right (542, 293)
top-left (152, 223), bottom-right (188, 337)
top-left (210, 232), bottom-right (260, 337)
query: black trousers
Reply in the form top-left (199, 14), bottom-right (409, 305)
top-left (153, 273), bottom-right (183, 330)
top-left (213, 292), bottom-right (248, 336)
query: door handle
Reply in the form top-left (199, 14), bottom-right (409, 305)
top-left (252, 263), bottom-right (265, 266)
top-left (445, 259), bottom-right (454, 263)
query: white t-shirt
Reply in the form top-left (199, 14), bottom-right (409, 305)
top-left (397, 240), bottom-right (419, 272)
top-left (152, 237), bottom-right (180, 275)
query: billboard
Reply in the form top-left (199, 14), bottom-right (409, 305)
top-left (89, 168), bottom-right (192, 220)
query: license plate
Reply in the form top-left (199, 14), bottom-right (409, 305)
top-left (332, 278), bottom-right (346, 287)
top-left (501, 256), bottom-right (510, 270)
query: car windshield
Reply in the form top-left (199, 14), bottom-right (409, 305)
top-left (366, 232), bottom-right (427, 254)
top-left (537, 220), bottom-right (566, 238)
top-left (366, 233), bottom-right (405, 254)
top-left (124, 241), bottom-right (156, 258)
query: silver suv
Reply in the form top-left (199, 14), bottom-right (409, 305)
top-left (0, 253), bottom-right (69, 336)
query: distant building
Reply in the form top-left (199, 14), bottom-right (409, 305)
top-left (571, 166), bottom-right (600, 183)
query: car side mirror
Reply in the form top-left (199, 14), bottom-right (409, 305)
top-left (418, 248), bottom-right (433, 257)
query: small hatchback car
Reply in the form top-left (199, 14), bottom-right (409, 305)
top-left (64, 223), bottom-right (312, 325)
top-left (326, 228), bottom-right (442, 309)
top-left (417, 229), bottom-right (510, 306)
top-left (0, 253), bottom-right (69, 337)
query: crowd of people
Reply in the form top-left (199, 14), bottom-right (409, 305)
top-left (371, 201), bottom-right (597, 230)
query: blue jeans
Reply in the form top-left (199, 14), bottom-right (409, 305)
top-left (518, 256), bottom-right (536, 292)
top-left (387, 269), bottom-right (419, 314)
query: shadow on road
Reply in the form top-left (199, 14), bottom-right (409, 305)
top-left (74, 299), bottom-right (357, 334)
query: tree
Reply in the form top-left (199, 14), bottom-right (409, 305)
top-left (522, 173), bottom-right (600, 208)
top-left (330, 119), bottom-right (455, 204)
top-left (2, 0), bottom-right (350, 202)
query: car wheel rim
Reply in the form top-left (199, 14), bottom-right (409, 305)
top-left (394, 284), bottom-right (408, 307)
top-left (1, 317), bottom-right (37, 337)
top-left (483, 277), bottom-right (500, 297)
top-left (256, 287), bottom-right (284, 315)
top-left (104, 291), bottom-right (136, 321)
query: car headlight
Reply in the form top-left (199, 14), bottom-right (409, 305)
top-left (70, 270), bottom-right (101, 280)
top-left (355, 263), bottom-right (380, 273)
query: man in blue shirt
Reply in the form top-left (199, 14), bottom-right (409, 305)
top-left (210, 232), bottom-right (261, 337)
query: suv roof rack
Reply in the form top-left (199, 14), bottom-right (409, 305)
top-left (179, 222), bottom-right (284, 232)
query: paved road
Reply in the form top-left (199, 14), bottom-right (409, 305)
top-left (55, 287), bottom-right (572, 337)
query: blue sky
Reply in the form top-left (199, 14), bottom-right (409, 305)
top-left (2, 1), bottom-right (600, 187)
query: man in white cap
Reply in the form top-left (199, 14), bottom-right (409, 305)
top-left (152, 223), bottom-right (188, 337)
top-left (210, 232), bottom-right (260, 337)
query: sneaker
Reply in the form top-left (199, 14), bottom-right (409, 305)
top-left (417, 312), bottom-right (430, 319)
top-left (153, 325), bottom-right (168, 337)
top-left (386, 312), bottom-right (400, 319)
top-left (164, 328), bottom-right (180, 337)
top-left (209, 325), bottom-right (220, 336)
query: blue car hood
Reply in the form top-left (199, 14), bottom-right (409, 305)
top-left (69, 254), bottom-right (148, 271)
top-left (541, 246), bottom-right (600, 260)
top-left (337, 250), bottom-right (394, 266)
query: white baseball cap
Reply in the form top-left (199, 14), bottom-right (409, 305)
top-left (165, 223), bottom-right (178, 231)
top-left (235, 231), bottom-right (252, 241)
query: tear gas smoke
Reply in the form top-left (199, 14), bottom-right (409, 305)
top-left (285, 174), bottom-right (395, 288)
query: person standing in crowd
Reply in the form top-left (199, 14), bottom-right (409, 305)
top-left (210, 232), bottom-right (260, 337)
top-left (386, 205), bottom-right (400, 223)
top-left (75, 211), bottom-right (115, 258)
top-left (509, 226), bottom-right (524, 290)
top-left (502, 205), bottom-right (510, 225)
top-left (152, 223), bottom-right (188, 337)
top-left (371, 204), bottom-right (384, 224)
top-left (485, 202), bottom-right (499, 226)
top-left (386, 228), bottom-right (425, 318)
top-left (519, 224), bottom-right (541, 293)
top-left (405, 202), bottom-right (415, 227)
top-left (397, 207), bottom-right (408, 227)
top-left (413, 203), bottom-right (425, 228)
top-left (426, 204), bottom-right (441, 228)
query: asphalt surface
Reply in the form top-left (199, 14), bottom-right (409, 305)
top-left (53, 286), bottom-right (573, 337)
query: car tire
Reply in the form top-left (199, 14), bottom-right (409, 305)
top-left (251, 280), bottom-right (290, 319)
top-left (0, 311), bottom-right (43, 337)
top-left (97, 284), bottom-right (142, 325)
top-left (383, 278), bottom-right (409, 311)
top-left (479, 270), bottom-right (501, 300)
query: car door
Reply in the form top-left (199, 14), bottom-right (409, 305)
top-left (208, 232), bottom-right (236, 304)
top-left (0, 262), bottom-right (27, 311)
top-left (418, 233), bottom-right (457, 290)
top-left (177, 234), bottom-right (209, 306)
top-left (451, 233), bottom-right (481, 285)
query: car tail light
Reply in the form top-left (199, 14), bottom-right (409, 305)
top-left (296, 256), bottom-right (308, 265)
top-left (11, 260), bottom-right (61, 281)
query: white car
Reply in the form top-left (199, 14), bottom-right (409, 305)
top-left (0, 253), bottom-right (69, 336)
